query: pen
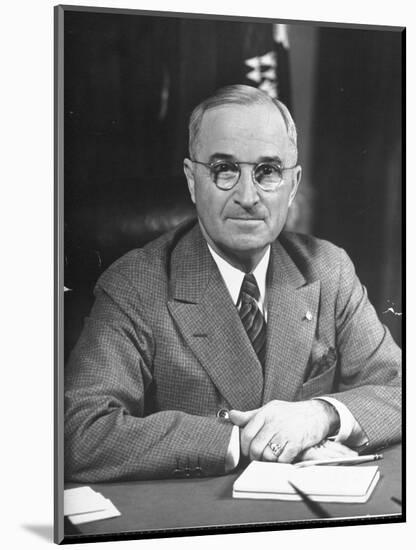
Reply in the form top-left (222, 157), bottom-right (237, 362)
top-left (294, 453), bottom-right (383, 468)
top-left (288, 481), bottom-right (331, 519)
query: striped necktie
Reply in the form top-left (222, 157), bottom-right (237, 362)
top-left (238, 273), bottom-right (267, 368)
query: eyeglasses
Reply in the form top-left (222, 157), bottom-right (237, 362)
top-left (190, 159), bottom-right (297, 191)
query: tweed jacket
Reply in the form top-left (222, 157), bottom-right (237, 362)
top-left (64, 221), bottom-right (401, 482)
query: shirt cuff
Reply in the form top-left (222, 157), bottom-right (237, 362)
top-left (314, 396), bottom-right (369, 448)
top-left (225, 425), bottom-right (240, 472)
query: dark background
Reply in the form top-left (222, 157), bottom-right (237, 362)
top-left (63, 9), bottom-right (403, 355)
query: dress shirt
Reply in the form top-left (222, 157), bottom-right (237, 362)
top-left (207, 244), bottom-right (368, 471)
top-left (208, 243), bottom-right (270, 319)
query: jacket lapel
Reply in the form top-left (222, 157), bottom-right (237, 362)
top-left (167, 225), bottom-right (264, 410)
top-left (262, 239), bottom-right (321, 404)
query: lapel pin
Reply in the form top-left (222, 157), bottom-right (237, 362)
top-left (305, 311), bottom-right (313, 321)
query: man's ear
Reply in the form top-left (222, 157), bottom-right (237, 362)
top-left (183, 158), bottom-right (196, 204)
top-left (288, 165), bottom-right (302, 207)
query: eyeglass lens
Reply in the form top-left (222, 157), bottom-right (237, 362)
top-left (211, 161), bottom-right (283, 190)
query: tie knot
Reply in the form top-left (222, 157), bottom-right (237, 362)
top-left (240, 273), bottom-right (260, 303)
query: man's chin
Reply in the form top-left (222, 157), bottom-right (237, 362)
top-left (220, 237), bottom-right (271, 261)
top-left (227, 234), bottom-right (271, 251)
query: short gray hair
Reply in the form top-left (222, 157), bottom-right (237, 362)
top-left (188, 84), bottom-right (298, 162)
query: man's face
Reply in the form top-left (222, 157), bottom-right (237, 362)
top-left (184, 103), bottom-right (301, 269)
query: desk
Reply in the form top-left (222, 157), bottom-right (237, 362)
top-left (65, 445), bottom-right (402, 539)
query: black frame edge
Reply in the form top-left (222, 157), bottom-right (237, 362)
top-left (59, 514), bottom-right (404, 545)
top-left (57, 4), bottom-right (405, 32)
top-left (53, 4), bottom-right (406, 544)
top-left (54, 3), bottom-right (65, 545)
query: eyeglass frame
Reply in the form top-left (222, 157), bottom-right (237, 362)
top-left (189, 158), bottom-right (298, 191)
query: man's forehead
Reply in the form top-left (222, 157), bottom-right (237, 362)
top-left (196, 103), bottom-right (290, 157)
top-left (201, 103), bottom-right (286, 131)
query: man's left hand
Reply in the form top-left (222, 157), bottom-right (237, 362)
top-left (229, 399), bottom-right (339, 463)
top-left (297, 440), bottom-right (358, 462)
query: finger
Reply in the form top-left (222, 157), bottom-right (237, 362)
top-left (319, 441), bottom-right (358, 457)
top-left (240, 413), bottom-right (265, 457)
top-left (296, 446), bottom-right (318, 462)
top-left (296, 441), bottom-right (358, 463)
top-left (329, 442), bottom-right (358, 456)
top-left (262, 445), bottom-right (278, 462)
top-left (297, 445), bottom-right (337, 462)
top-left (261, 439), bottom-right (289, 462)
top-left (276, 441), bottom-right (302, 464)
top-left (248, 426), bottom-right (276, 461)
top-left (229, 408), bottom-right (258, 427)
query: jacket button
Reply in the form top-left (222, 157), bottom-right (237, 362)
top-left (217, 408), bottom-right (230, 420)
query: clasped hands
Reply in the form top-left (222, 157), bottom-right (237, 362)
top-left (229, 399), bottom-right (357, 463)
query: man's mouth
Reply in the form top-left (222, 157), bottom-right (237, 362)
top-left (228, 217), bottom-right (264, 221)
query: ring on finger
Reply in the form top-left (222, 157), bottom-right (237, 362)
top-left (268, 440), bottom-right (287, 458)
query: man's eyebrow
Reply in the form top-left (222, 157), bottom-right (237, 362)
top-left (256, 155), bottom-right (283, 164)
top-left (208, 153), bottom-right (283, 164)
top-left (208, 153), bottom-right (236, 161)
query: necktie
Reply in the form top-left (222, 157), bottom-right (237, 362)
top-left (238, 273), bottom-right (267, 368)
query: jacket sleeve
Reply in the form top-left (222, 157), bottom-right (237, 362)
top-left (64, 268), bottom-right (233, 483)
top-left (325, 247), bottom-right (402, 450)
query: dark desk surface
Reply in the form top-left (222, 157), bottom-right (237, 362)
top-left (65, 445), bottom-right (402, 538)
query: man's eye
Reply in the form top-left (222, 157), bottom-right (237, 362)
top-left (214, 162), bottom-right (235, 173)
top-left (256, 163), bottom-right (281, 180)
top-left (259, 164), bottom-right (277, 175)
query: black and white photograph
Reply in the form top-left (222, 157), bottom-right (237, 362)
top-left (54, 3), bottom-right (403, 544)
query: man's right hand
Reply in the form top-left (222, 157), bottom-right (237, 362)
top-left (229, 399), bottom-right (338, 463)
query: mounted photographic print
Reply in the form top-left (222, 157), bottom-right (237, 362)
top-left (55, 4), bottom-right (404, 544)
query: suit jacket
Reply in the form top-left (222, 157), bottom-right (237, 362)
top-left (64, 221), bottom-right (401, 482)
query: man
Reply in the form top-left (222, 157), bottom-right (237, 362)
top-left (64, 85), bottom-right (401, 482)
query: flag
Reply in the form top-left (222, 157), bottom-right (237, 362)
top-left (243, 23), bottom-right (292, 111)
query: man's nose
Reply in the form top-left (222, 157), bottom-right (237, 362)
top-left (233, 168), bottom-right (260, 208)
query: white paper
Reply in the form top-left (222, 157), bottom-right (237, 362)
top-left (233, 461), bottom-right (380, 503)
top-left (64, 487), bottom-right (108, 516)
top-left (68, 499), bottom-right (121, 525)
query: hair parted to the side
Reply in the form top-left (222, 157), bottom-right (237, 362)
top-left (188, 84), bottom-right (298, 162)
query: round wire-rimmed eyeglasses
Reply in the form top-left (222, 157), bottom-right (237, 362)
top-left (190, 159), bottom-right (297, 191)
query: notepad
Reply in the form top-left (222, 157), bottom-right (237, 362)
top-left (64, 486), bottom-right (121, 524)
top-left (233, 461), bottom-right (380, 503)
top-left (68, 499), bottom-right (121, 525)
top-left (64, 487), bottom-right (108, 516)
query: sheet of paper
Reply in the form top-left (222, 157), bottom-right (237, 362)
top-left (64, 486), bottom-right (96, 499)
top-left (290, 465), bottom-right (379, 497)
top-left (64, 487), bottom-right (108, 516)
top-left (233, 461), bottom-right (380, 502)
top-left (68, 499), bottom-right (121, 525)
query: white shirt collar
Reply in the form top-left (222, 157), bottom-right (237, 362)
top-left (207, 244), bottom-right (270, 313)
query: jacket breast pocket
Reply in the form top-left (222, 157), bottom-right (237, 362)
top-left (301, 362), bottom-right (338, 400)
